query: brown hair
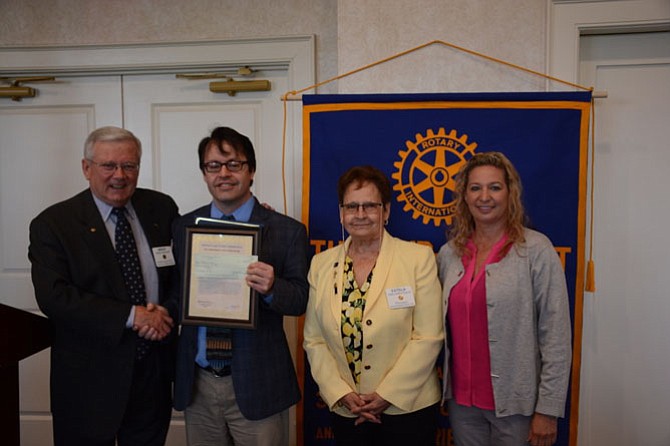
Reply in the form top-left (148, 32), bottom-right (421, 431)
top-left (337, 165), bottom-right (392, 205)
top-left (198, 127), bottom-right (256, 174)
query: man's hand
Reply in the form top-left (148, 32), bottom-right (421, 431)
top-left (246, 261), bottom-right (275, 295)
top-left (133, 303), bottom-right (174, 341)
top-left (528, 412), bottom-right (558, 446)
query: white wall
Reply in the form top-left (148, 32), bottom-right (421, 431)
top-left (337, 0), bottom-right (546, 93)
top-left (0, 0), bottom-right (546, 95)
top-left (0, 0), bottom-right (338, 92)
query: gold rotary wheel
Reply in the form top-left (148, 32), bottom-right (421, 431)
top-left (392, 128), bottom-right (477, 226)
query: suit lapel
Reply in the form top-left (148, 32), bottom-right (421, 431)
top-left (248, 198), bottom-right (270, 227)
top-left (329, 233), bottom-right (394, 320)
top-left (330, 243), bottom-right (347, 324)
top-left (361, 230), bottom-right (393, 313)
top-left (133, 190), bottom-right (163, 249)
top-left (248, 198), bottom-right (273, 261)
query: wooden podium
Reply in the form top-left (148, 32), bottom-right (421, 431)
top-left (0, 303), bottom-right (52, 446)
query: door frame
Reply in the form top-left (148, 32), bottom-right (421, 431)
top-left (0, 36), bottom-right (315, 77)
top-left (548, 1), bottom-right (670, 444)
top-left (1, 36), bottom-right (315, 446)
top-left (0, 35), bottom-right (315, 217)
top-left (549, 0), bottom-right (670, 84)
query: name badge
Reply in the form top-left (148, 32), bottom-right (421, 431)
top-left (385, 286), bottom-right (415, 309)
top-left (152, 246), bottom-right (176, 267)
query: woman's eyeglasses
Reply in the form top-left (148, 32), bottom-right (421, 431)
top-left (340, 202), bottom-right (383, 214)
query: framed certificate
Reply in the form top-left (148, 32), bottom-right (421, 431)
top-left (181, 220), bottom-right (262, 328)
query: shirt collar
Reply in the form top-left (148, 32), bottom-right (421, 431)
top-left (463, 233), bottom-right (509, 265)
top-left (209, 195), bottom-right (255, 222)
top-left (92, 193), bottom-right (137, 222)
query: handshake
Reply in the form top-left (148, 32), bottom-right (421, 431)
top-left (132, 303), bottom-right (174, 341)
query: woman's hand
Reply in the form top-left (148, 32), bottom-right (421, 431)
top-left (352, 392), bottom-right (390, 425)
top-left (527, 412), bottom-right (558, 446)
top-left (337, 392), bottom-right (373, 425)
top-left (337, 392), bottom-right (366, 413)
top-left (337, 392), bottom-right (390, 426)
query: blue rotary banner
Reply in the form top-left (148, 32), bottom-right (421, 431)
top-left (299, 92), bottom-right (591, 446)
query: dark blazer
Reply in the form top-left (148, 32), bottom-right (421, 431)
top-left (173, 198), bottom-right (309, 420)
top-left (28, 188), bottom-right (179, 439)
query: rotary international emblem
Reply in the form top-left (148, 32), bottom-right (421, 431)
top-left (392, 128), bottom-right (478, 226)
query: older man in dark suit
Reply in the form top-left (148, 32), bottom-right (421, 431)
top-left (28, 126), bottom-right (179, 446)
top-left (172, 127), bottom-right (308, 446)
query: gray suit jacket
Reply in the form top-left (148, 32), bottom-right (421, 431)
top-left (173, 198), bottom-right (309, 420)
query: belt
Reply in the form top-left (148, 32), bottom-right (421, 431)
top-left (198, 364), bottom-right (231, 378)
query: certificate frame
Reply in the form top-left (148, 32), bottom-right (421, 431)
top-left (181, 222), bottom-right (262, 328)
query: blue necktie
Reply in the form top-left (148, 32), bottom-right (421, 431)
top-left (112, 207), bottom-right (151, 360)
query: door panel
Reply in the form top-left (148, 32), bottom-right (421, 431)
top-left (0, 76), bottom-right (122, 310)
top-left (1, 38), bottom-right (311, 446)
top-left (122, 69), bottom-right (295, 446)
top-left (579, 31), bottom-right (670, 446)
top-left (0, 76), bottom-right (122, 445)
top-left (19, 349), bottom-right (52, 445)
top-left (1, 69), bottom-right (293, 445)
top-left (122, 69), bottom-right (292, 215)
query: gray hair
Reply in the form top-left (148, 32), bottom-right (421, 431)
top-left (83, 126), bottom-right (142, 160)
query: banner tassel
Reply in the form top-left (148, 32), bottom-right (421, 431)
top-left (585, 260), bottom-right (595, 292)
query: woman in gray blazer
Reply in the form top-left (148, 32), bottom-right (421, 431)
top-left (437, 152), bottom-right (571, 446)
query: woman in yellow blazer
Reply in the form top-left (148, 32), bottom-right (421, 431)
top-left (303, 165), bottom-right (444, 445)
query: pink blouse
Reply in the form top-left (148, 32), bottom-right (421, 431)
top-left (447, 234), bottom-right (509, 410)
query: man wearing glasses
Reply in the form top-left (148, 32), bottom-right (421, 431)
top-left (28, 126), bottom-right (179, 446)
top-left (172, 126), bottom-right (309, 446)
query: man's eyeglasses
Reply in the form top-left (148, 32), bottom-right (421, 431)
top-left (87, 160), bottom-right (139, 173)
top-left (201, 160), bottom-right (249, 173)
top-left (340, 202), bottom-right (384, 214)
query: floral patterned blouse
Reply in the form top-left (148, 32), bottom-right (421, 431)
top-left (341, 255), bottom-right (373, 385)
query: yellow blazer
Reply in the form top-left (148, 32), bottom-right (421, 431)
top-left (303, 230), bottom-right (444, 417)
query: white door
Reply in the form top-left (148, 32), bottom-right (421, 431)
top-left (0, 67), bottom-right (294, 445)
top-left (0, 76), bottom-right (123, 308)
top-left (121, 69), bottom-right (300, 446)
top-left (1, 75), bottom-right (123, 445)
top-left (578, 31), bottom-right (670, 446)
top-left (122, 69), bottom-right (292, 213)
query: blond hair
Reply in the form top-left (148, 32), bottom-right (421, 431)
top-left (449, 151), bottom-right (527, 256)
